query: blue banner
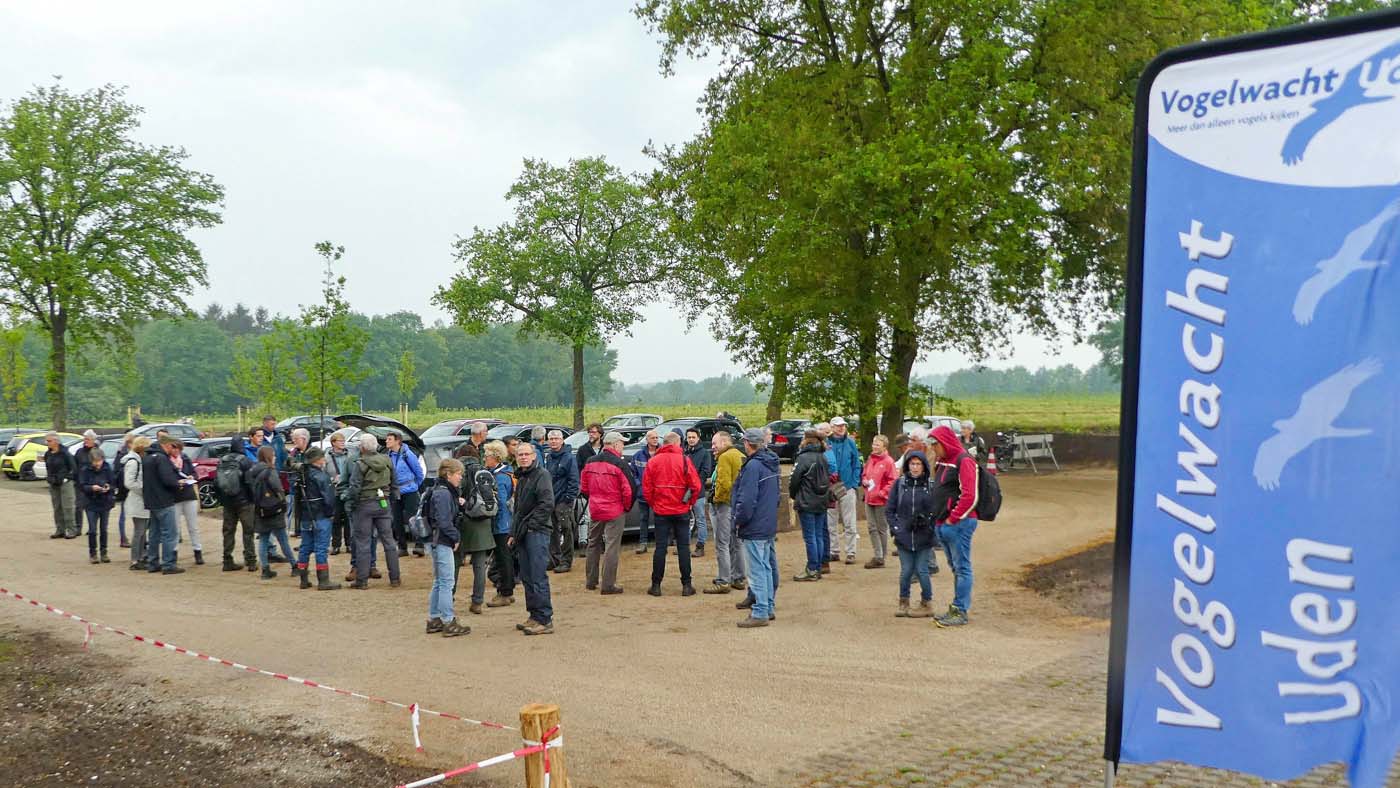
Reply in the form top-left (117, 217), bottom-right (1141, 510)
top-left (1115, 18), bottom-right (1400, 787)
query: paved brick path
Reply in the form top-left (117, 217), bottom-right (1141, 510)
top-left (790, 646), bottom-right (1395, 787)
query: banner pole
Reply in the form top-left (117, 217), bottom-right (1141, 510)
top-left (1104, 759), bottom-right (1116, 788)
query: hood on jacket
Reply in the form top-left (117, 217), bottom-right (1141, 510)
top-left (748, 447), bottom-right (780, 473)
top-left (901, 449), bottom-right (932, 481)
top-left (931, 426), bottom-right (964, 462)
top-left (229, 435), bottom-right (245, 454)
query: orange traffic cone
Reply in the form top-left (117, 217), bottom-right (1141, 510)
top-left (987, 448), bottom-right (999, 476)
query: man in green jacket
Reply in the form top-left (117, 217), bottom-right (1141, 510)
top-left (703, 432), bottom-right (748, 594)
top-left (346, 433), bottom-right (401, 589)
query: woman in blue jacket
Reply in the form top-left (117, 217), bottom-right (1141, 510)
top-left (885, 450), bottom-right (938, 619)
top-left (484, 440), bottom-right (517, 607)
top-left (426, 458), bottom-right (468, 638)
top-left (386, 431), bottom-right (425, 557)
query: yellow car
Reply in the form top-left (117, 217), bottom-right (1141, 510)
top-left (2, 432), bottom-right (81, 480)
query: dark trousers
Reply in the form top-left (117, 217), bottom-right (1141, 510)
top-left (547, 501), bottom-right (576, 569)
top-left (352, 500), bottom-right (399, 583)
top-left (330, 499), bottom-right (350, 551)
top-left (636, 501), bottom-right (652, 545)
top-left (491, 532), bottom-right (516, 596)
top-left (391, 490), bottom-right (422, 552)
top-left (85, 508), bottom-right (110, 555)
top-left (222, 501), bottom-right (256, 564)
top-left (650, 513), bottom-right (692, 587)
top-left (74, 487), bottom-right (87, 534)
top-left (519, 530), bottom-right (552, 625)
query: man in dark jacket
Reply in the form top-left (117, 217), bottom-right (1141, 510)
top-left (543, 429), bottom-right (579, 573)
top-left (575, 423), bottom-right (603, 466)
top-left (510, 442), bottom-right (555, 635)
top-left (294, 448), bottom-right (341, 591)
top-left (218, 436), bottom-right (257, 572)
top-left (73, 430), bottom-right (99, 536)
top-left (629, 430), bottom-right (659, 553)
top-left (346, 433), bottom-right (401, 588)
top-left (733, 429), bottom-right (780, 628)
top-left (142, 437), bottom-right (189, 574)
top-left (43, 433), bottom-right (79, 539)
top-left (684, 428), bottom-right (714, 557)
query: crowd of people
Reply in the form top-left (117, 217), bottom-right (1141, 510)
top-left (38, 414), bottom-right (989, 633)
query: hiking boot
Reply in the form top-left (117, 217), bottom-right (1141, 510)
top-left (370, 569), bottom-right (383, 579)
top-left (730, 578), bottom-right (747, 591)
top-left (99, 553), bottom-right (110, 564)
top-left (703, 582), bottom-right (731, 594)
top-left (350, 580), bottom-right (368, 589)
top-left (315, 569), bottom-right (341, 591)
top-left (397, 547), bottom-right (409, 557)
top-left (469, 602), bottom-right (483, 615)
top-left (682, 584), bottom-right (697, 597)
top-left (162, 567), bottom-right (186, 575)
top-left (50, 532), bottom-right (64, 539)
top-left (793, 569), bottom-right (820, 582)
top-left (819, 563), bottom-right (831, 575)
top-left (736, 594), bottom-right (754, 610)
top-left (634, 543), bottom-right (648, 554)
top-left (895, 598), bottom-right (910, 617)
top-left (522, 620), bottom-right (554, 636)
top-left (260, 567), bottom-right (277, 580)
top-left (600, 586), bottom-right (624, 595)
top-left (693, 544), bottom-right (705, 557)
top-left (247, 562), bottom-right (258, 572)
top-left (119, 539), bottom-right (130, 549)
top-left (516, 618), bottom-right (538, 631)
top-left (910, 599), bottom-right (935, 618)
top-left (412, 547), bottom-right (425, 558)
top-left (827, 554), bottom-right (839, 563)
top-left (426, 617), bottom-right (444, 634)
top-left (552, 565), bottom-right (572, 574)
top-left (130, 562), bottom-right (147, 571)
top-left (844, 555), bottom-right (855, 565)
top-left (194, 550), bottom-right (205, 566)
top-left (737, 616), bottom-right (769, 629)
top-left (935, 608), bottom-right (970, 628)
top-left (487, 594), bottom-right (514, 608)
top-left (585, 582), bottom-right (598, 591)
top-left (442, 618), bottom-right (471, 637)
top-left (89, 554), bottom-right (99, 564)
top-left (223, 559), bottom-right (243, 572)
top-left (389, 578), bottom-right (401, 588)
top-left (864, 557), bottom-right (884, 569)
top-left (647, 584), bottom-right (662, 597)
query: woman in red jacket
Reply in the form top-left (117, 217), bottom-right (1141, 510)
top-left (930, 425), bottom-right (979, 627)
top-left (860, 435), bottom-right (898, 569)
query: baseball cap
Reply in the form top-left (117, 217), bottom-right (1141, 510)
top-left (830, 416), bottom-right (847, 426)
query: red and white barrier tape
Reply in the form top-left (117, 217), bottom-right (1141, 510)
top-left (396, 726), bottom-right (562, 788)
top-left (0, 586), bottom-right (517, 743)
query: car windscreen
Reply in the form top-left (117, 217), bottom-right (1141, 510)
top-left (653, 419), bottom-right (699, 435)
top-left (486, 424), bottom-right (526, 440)
top-left (420, 422), bottom-right (461, 439)
top-left (564, 431), bottom-right (590, 449)
top-left (768, 420), bottom-right (805, 432)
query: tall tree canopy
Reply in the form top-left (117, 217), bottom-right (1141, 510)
top-left (0, 82), bottom-right (223, 428)
top-left (639, 0), bottom-right (1372, 448)
top-left (434, 156), bottom-right (674, 428)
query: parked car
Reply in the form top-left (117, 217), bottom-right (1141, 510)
top-left (420, 435), bottom-right (471, 479)
top-left (314, 426), bottom-right (360, 451)
top-left (901, 415), bottom-right (963, 436)
top-left (602, 413), bottom-right (662, 428)
top-left (0, 427), bottom-right (45, 445)
top-left (332, 414), bottom-right (425, 455)
top-left (275, 415), bottom-right (340, 443)
top-left (130, 422), bottom-right (202, 443)
top-left (651, 416), bottom-right (744, 445)
top-left (565, 425), bottom-right (650, 453)
top-left (3, 432), bottom-right (81, 480)
top-left (184, 438), bottom-right (237, 509)
top-left (484, 423), bottom-right (574, 442)
top-left (420, 418), bottom-right (506, 439)
top-left (765, 419), bottom-right (812, 460)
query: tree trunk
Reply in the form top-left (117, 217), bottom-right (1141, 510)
top-left (880, 323), bottom-right (919, 443)
top-left (853, 315), bottom-right (880, 456)
top-left (765, 339), bottom-right (789, 422)
top-left (47, 313), bottom-right (67, 430)
top-left (571, 343), bottom-right (585, 430)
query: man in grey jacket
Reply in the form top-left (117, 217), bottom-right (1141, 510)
top-left (511, 442), bottom-right (555, 635)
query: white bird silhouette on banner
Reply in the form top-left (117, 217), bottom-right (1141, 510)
top-left (1293, 198), bottom-right (1400, 325)
top-left (1254, 358), bottom-right (1382, 491)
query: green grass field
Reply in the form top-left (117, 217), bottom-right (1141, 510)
top-left (112, 393), bottom-right (1120, 436)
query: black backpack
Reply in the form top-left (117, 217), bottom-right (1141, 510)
top-left (215, 453), bottom-right (244, 500)
top-left (253, 467), bottom-right (286, 517)
top-left (463, 467), bottom-right (498, 519)
top-left (958, 451), bottom-right (1002, 522)
top-left (112, 448), bottom-right (131, 501)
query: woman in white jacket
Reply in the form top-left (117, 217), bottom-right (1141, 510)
top-left (123, 436), bottom-right (151, 570)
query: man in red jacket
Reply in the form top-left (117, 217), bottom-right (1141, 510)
top-left (643, 431), bottom-right (702, 597)
top-left (580, 431), bottom-right (637, 595)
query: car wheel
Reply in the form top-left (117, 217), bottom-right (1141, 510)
top-left (19, 461), bottom-right (35, 481)
top-left (198, 481), bottom-right (219, 509)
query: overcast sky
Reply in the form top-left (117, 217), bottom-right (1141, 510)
top-left (0, 1), bottom-right (1103, 384)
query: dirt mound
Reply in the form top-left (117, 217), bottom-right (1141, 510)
top-left (1020, 538), bottom-right (1115, 619)
top-left (0, 629), bottom-right (433, 788)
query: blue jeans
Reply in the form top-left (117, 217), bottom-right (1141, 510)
top-left (427, 543), bottom-right (456, 621)
top-left (937, 518), bottom-right (978, 612)
top-left (296, 516), bottom-right (333, 568)
top-left (897, 545), bottom-right (933, 601)
top-left (519, 530), bottom-right (553, 626)
top-left (742, 538), bottom-right (777, 620)
top-left (636, 502), bottom-right (652, 545)
top-left (258, 528), bottom-right (294, 570)
top-left (798, 511), bottom-right (825, 572)
top-left (148, 506), bottom-right (178, 571)
top-left (117, 500), bottom-right (126, 544)
top-left (689, 497), bottom-right (707, 546)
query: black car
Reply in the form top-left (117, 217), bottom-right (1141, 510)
top-left (648, 417), bottom-right (744, 446)
top-left (484, 423), bottom-right (574, 442)
top-left (275, 415), bottom-right (340, 443)
top-left (765, 419), bottom-right (812, 460)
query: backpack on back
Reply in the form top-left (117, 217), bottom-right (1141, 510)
top-left (112, 450), bottom-right (131, 501)
top-left (958, 451), bottom-right (1002, 522)
top-left (464, 467), bottom-right (499, 519)
top-left (216, 453), bottom-right (244, 499)
top-left (408, 488), bottom-right (435, 541)
top-left (117, 454), bottom-right (140, 500)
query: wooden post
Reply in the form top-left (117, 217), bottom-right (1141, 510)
top-left (520, 703), bottom-right (567, 788)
